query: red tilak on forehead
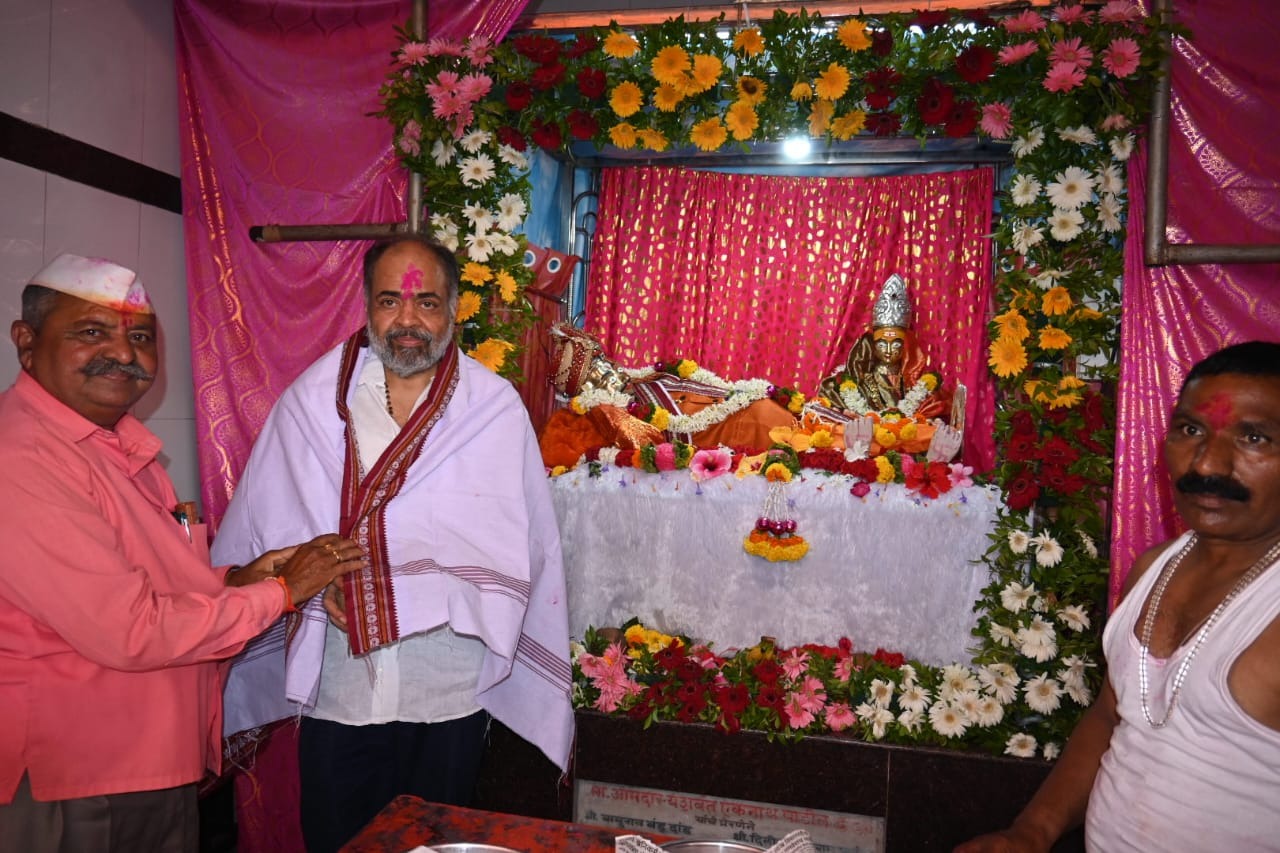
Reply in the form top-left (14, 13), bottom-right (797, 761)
top-left (400, 263), bottom-right (424, 299)
top-left (1196, 393), bottom-right (1234, 430)
top-left (121, 314), bottom-right (135, 329)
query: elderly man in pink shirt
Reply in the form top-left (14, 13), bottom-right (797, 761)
top-left (0, 254), bottom-right (365, 853)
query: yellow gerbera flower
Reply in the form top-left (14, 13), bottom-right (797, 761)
top-left (814, 62), bottom-right (851, 100)
top-left (808, 99), bottom-right (834, 136)
top-left (1042, 286), bottom-right (1073, 316)
top-left (994, 308), bottom-right (1030, 342)
top-left (1072, 305), bottom-right (1104, 322)
top-left (725, 101), bottom-right (759, 140)
top-left (652, 83), bottom-right (683, 112)
top-left (496, 270), bottom-right (518, 303)
top-left (837, 19), bottom-right (872, 52)
top-left (1049, 391), bottom-right (1082, 409)
top-left (609, 122), bottom-right (638, 148)
top-left (636, 127), bottom-right (669, 151)
top-left (989, 336), bottom-right (1029, 377)
top-left (690, 117), bottom-right (728, 151)
top-left (736, 76), bottom-right (767, 106)
top-left (733, 27), bottom-right (765, 56)
top-left (652, 45), bottom-right (691, 86)
top-left (610, 81), bottom-right (644, 117)
top-left (1011, 288), bottom-right (1040, 312)
top-left (460, 262), bottom-right (492, 286)
top-left (603, 31), bottom-right (639, 59)
top-left (831, 109), bottom-right (867, 140)
top-left (467, 338), bottom-right (515, 373)
top-left (455, 290), bottom-right (482, 323)
top-left (1023, 379), bottom-right (1045, 399)
top-left (1039, 326), bottom-right (1073, 350)
top-left (790, 81), bottom-right (813, 102)
top-left (1058, 375), bottom-right (1086, 390)
top-left (689, 55), bottom-right (722, 92)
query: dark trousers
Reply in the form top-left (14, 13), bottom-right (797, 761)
top-left (0, 772), bottom-right (197, 853)
top-left (298, 711), bottom-right (490, 853)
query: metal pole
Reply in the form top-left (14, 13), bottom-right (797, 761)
top-left (1142, 0), bottom-right (1172, 266)
top-left (406, 0), bottom-right (427, 235)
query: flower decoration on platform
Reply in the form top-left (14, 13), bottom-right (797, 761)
top-left (743, 444), bottom-right (809, 562)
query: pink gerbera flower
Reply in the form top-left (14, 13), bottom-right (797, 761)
top-left (780, 648), bottom-right (810, 680)
top-left (783, 693), bottom-right (817, 729)
top-left (689, 447), bottom-right (733, 482)
top-left (1099, 0), bottom-right (1143, 24)
top-left (1002, 10), bottom-right (1046, 34)
top-left (430, 90), bottom-right (465, 120)
top-left (1102, 38), bottom-right (1141, 78)
top-left (1055, 4), bottom-right (1094, 25)
top-left (824, 702), bottom-right (857, 732)
top-left (425, 70), bottom-right (460, 101)
top-left (463, 37), bottom-right (494, 67)
top-left (1044, 61), bottom-right (1087, 93)
top-left (398, 42), bottom-right (429, 65)
top-left (998, 41), bottom-right (1039, 65)
top-left (1049, 37), bottom-right (1094, 71)
top-left (1101, 113), bottom-right (1131, 131)
top-left (981, 103), bottom-right (1013, 139)
top-left (455, 73), bottom-right (493, 105)
top-left (425, 37), bottom-right (465, 57)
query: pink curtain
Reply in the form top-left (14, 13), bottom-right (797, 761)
top-left (1111, 0), bottom-right (1280, 603)
top-left (176, 0), bottom-right (528, 529)
top-left (586, 165), bottom-right (998, 471)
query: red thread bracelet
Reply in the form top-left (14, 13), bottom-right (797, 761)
top-left (270, 575), bottom-right (298, 613)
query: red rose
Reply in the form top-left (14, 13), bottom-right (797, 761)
top-left (1037, 435), bottom-right (1081, 467)
top-left (512, 33), bottom-right (561, 66)
top-left (565, 33), bottom-right (599, 59)
top-left (496, 125), bottom-right (527, 151)
top-left (866, 111), bottom-right (902, 136)
top-left (917, 79), bottom-right (955, 125)
top-left (504, 82), bottom-right (532, 111)
top-left (956, 45), bottom-right (996, 84)
top-left (871, 29), bottom-right (894, 57)
top-left (912, 9), bottom-right (951, 30)
top-left (873, 648), bottom-right (905, 668)
top-left (576, 66), bottom-right (607, 99)
top-left (531, 63), bottom-right (566, 91)
top-left (1007, 432), bottom-right (1039, 463)
top-left (1004, 467), bottom-right (1041, 510)
top-left (944, 100), bottom-right (979, 137)
top-left (567, 108), bottom-right (599, 141)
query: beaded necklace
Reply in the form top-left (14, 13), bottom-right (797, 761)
top-left (384, 382), bottom-right (395, 419)
top-left (1138, 533), bottom-right (1280, 728)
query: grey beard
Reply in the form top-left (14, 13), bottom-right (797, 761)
top-left (369, 325), bottom-right (452, 378)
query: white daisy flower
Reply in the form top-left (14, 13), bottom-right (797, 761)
top-left (929, 702), bottom-right (969, 738)
top-left (437, 230), bottom-right (459, 252)
top-left (1057, 125), bottom-right (1098, 146)
top-left (1011, 222), bottom-right (1045, 255)
top-left (496, 193), bottom-right (528, 228)
top-left (940, 665), bottom-right (980, 701)
top-left (429, 212), bottom-right (456, 232)
top-left (459, 128), bottom-right (492, 153)
top-left (597, 447), bottom-right (621, 466)
top-left (898, 683), bottom-right (931, 714)
top-left (870, 678), bottom-right (895, 708)
top-left (1031, 595), bottom-right (1047, 613)
top-left (978, 664), bottom-right (1021, 705)
top-left (464, 232), bottom-right (496, 262)
top-left (1049, 207), bottom-right (1085, 241)
top-left (870, 706), bottom-right (895, 739)
top-left (954, 690), bottom-right (983, 722)
top-left (1110, 133), bottom-right (1135, 161)
top-left (1025, 674), bottom-right (1064, 714)
top-left (458, 153), bottom-right (496, 187)
top-left (1005, 732), bottom-right (1038, 758)
top-left (1057, 605), bottom-right (1091, 632)
top-left (989, 623), bottom-right (1018, 648)
top-left (489, 232), bottom-right (519, 257)
top-left (498, 144), bottom-right (529, 171)
top-left (898, 664), bottom-right (918, 686)
top-left (1046, 166), bottom-right (1096, 210)
top-left (1017, 615), bottom-right (1059, 663)
top-left (898, 708), bottom-right (924, 733)
top-left (1078, 530), bottom-right (1099, 559)
top-left (1058, 654), bottom-right (1094, 684)
top-left (1012, 126), bottom-right (1045, 158)
top-left (975, 696), bottom-right (1005, 727)
top-left (1097, 194), bottom-right (1123, 232)
top-left (1009, 175), bottom-right (1042, 206)
top-left (430, 221), bottom-right (458, 245)
top-left (1008, 530), bottom-right (1031, 554)
top-left (431, 138), bottom-right (455, 167)
top-left (1097, 164), bottom-right (1125, 195)
top-left (1065, 679), bottom-right (1094, 706)
top-left (1032, 268), bottom-right (1061, 288)
top-left (1034, 535), bottom-right (1064, 567)
top-left (1043, 742), bottom-right (1061, 760)
top-left (1001, 581), bottom-right (1038, 613)
top-left (569, 640), bottom-right (586, 660)
top-left (461, 202), bottom-right (495, 231)
top-left (855, 701), bottom-right (879, 723)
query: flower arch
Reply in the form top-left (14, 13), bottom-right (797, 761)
top-left (377, 1), bottom-right (1179, 756)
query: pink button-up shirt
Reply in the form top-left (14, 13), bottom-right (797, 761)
top-left (0, 372), bottom-right (285, 803)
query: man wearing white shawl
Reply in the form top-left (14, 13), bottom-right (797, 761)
top-left (213, 238), bottom-right (573, 853)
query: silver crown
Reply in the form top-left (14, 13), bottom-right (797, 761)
top-left (871, 273), bottom-right (912, 329)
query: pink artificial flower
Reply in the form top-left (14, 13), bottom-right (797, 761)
top-left (1002, 10), bottom-right (1046, 34)
top-left (980, 103), bottom-right (1013, 139)
top-left (1101, 113), bottom-right (1131, 131)
top-left (463, 37), bottom-right (495, 67)
top-left (431, 90), bottom-right (465, 121)
top-left (426, 37), bottom-right (465, 57)
top-left (783, 693), bottom-right (817, 729)
top-left (1049, 37), bottom-right (1094, 71)
top-left (824, 702), bottom-right (857, 732)
top-left (997, 41), bottom-right (1039, 65)
top-left (449, 109), bottom-right (473, 140)
top-left (948, 462), bottom-right (975, 489)
top-left (456, 72), bottom-right (493, 105)
top-left (689, 447), bottom-right (733, 482)
top-left (1055, 4), bottom-right (1094, 25)
top-left (850, 481), bottom-right (871, 498)
top-left (797, 675), bottom-right (828, 713)
top-left (1099, 0), bottom-right (1143, 24)
top-left (399, 42), bottom-right (429, 66)
top-left (1102, 38), bottom-right (1141, 78)
top-left (397, 119), bottom-right (422, 155)
top-left (654, 442), bottom-right (677, 471)
top-left (834, 657), bottom-right (856, 681)
top-left (1043, 61), bottom-right (1087, 93)
top-left (397, 135), bottom-right (420, 156)
top-left (780, 648), bottom-right (810, 681)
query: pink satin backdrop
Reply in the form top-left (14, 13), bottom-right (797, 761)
top-left (586, 165), bottom-right (998, 471)
top-left (1111, 0), bottom-right (1280, 604)
top-left (176, 0), bottom-right (528, 530)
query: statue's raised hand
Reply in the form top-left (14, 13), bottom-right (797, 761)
top-left (844, 415), bottom-right (876, 461)
top-left (926, 422), bottom-right (962, 463)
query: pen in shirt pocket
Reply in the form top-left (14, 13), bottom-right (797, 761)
top-left (172, 501), bottom-right (197, 543)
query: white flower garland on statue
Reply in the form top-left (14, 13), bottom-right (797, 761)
top-left (838, 377), bottom-right (932, 417)
top-left (571, 368), bottom-right (772, 435)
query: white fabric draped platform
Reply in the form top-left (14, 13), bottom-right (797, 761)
top-left (551, 467), bottom-right (1002, 666)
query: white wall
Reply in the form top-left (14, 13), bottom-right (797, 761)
top-left (0, 0), bottom-right (201, 504)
